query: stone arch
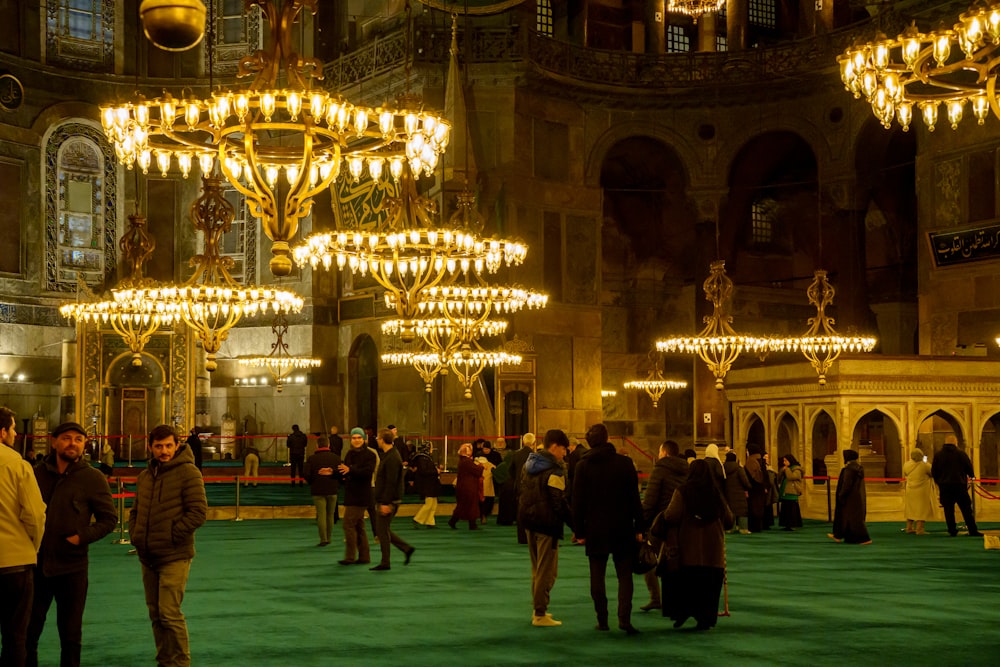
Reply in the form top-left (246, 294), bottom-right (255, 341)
top-left (585, 122), bottom-right (702, 188)
top-left (103, 350), bottom-right (167, 462)
top-left (348, 334), bottom-right (379, 434)
top-left (743, 410), bottom-right (766, 452)
top-left (809, 409), bottom-right (837, 480)
top-left (850, 408), bottom-right (902, 480)
top-left (915, 408), bottom-right (966, 464)
top-left (775, 410), bottom-right (800, 464)
top-left (722, 130), bottom-right (818, 284)
top-left (979, 411), bottom-right (1000, 485)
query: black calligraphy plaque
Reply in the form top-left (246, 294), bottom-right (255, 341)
top-left (929, 222), bottom-right (1000, 266)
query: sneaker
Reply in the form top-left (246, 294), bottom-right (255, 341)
top-left (532, 614), bottom-right (562, 627)
top-left (639, 602), bottom-right (660, 612)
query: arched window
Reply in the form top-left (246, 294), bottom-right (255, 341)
top-left (45, 0), bottom-right (114, 71)
top-left (44, 122), bottom-right (117, 292)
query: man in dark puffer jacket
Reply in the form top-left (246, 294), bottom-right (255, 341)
top-left (638, 439), bottom-right (688, 612)
top-left (129, 424), bottom-right (207, 667)
top-left (518, 429), bottom-right (572, 628)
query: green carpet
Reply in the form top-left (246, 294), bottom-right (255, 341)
top-left (34, 520), bottom-right (1000, 666)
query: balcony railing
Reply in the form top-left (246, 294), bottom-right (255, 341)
top-left (322, 14), bottom-right (908, 93)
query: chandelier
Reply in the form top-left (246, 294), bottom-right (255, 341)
top-left (838, 2), bottom-right (1000, 131)
top-left (292, 170), bottom-right (527, 342)
top-left (667, 0), bottom-right (726, 23)
top-left (381, 349), bottom-right (446, 394)
top-left (111, 175), bottom-right (303, 371)
top-left (60, 214), bottom-right (180, 367)
top-left (101, 0), bottom-right (450, 277)
top-left (656, 260), bottom-right (765, 391)
top-left (623, 353), bottom-right (688, 408)
top-left (765, 270), bottom-right (878, 385)
top-left (238, 312), bottom-right (320, 392)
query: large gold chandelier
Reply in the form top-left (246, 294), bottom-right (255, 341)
top-left (838, 2), bottom-right (1000, 131)
top-left (765, 270), bottom-right (877, 385)
top-left (292, 171), bottom-right (527, 343)
top-left (238, 312), bottom-right (320, 392)
top-left (101, 0), bottom-right (450, 277)
top-left (623, 353), bottom-right (688, 408)
top-left (60, 214), bottom-right (180, 367)
top-left (112, 175), bottom-right (303, 371)
top-left (656, 260), bottom-right (766, 391)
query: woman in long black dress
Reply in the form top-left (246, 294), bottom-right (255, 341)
top-left (661, 459), bottom-right (734, 630)
top-left (829, 449), bottom-right (871, 544)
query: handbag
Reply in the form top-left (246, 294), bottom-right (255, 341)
top-left (632, 539), bottom-right (659, 575)
top-left (655, 526), bottom-right (681, 576)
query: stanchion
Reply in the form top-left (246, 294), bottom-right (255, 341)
top-left (112, 478), bottom-right (132, 545)
top-left (233, 475), bottom-right (243, 522)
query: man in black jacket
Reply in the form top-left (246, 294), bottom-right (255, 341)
top-left (931, 435), bottom-right (982, 537)
top-left (511, 432), bottom-right (536, 544)
top-left (304, 436), bottom-right (342, 546)
top-left (286, 424), bottom-right (308, 485)
top-left (572, 423), bottom-right (644, 636)
top-left (639, 440), bottom-right (688, 612)
top-left (27, 421), bottom-right (116, 667)
top-left (370, 429), bottom-right (414, 570)
top-left (336, 428), bottom-right (377, 565)
top-left (518, 429), bottom-right (572, 627)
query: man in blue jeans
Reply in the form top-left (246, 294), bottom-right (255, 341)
top-left (27, 421), bottom-right (116, 667)
top-left (129, 425), bottom-right (207, 667)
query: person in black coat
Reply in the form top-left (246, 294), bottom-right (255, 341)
top-left (511, 433), bottom-right (536, 543)
top-left (186, 427), bottom-right (203, 470)
top-left (336, 428), bottom-right (377, 565)
top-left (304, 436), bottom-right (342, 546)
top-left (371, 429), bottom-right (414, 570)
top-left (931, 436), bottom-right (981, 537)
top-left (409, 442), bottom-right (441, 527)
top-left (572, 424), bottom-right (644, 635)
top-left (639, 440), bottom-right (688, 613)
top-left (286, 424), bottom-right (308, 486)
top-left (828, 449), bottom-right (871, 544)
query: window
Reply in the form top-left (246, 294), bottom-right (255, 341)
top-left (536, 0), bottom-right (554, 37)
top-left (208, 0), bottom-right (261, 75)
top-left (667, 25), bottom-right (690, 53)
top-left (751, 198), bottom-right (778, 248)
top-left (749, 0), bottom-right (776, 29)
top-left (46, 0), bottom-right (114, 70)
top-left (217, 186), bottom-right (258, 284)
top-left (716, 34), bottom-right (728, 52)
top-left (221, 0), bottom-right (246, 44)
top-left (44, 123), bottom-right (118, 291)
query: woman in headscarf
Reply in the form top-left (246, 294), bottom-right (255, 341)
top-left (777, 454), bottom-right (804, 531)
top-left (829, 449), bottom-right (871, 544)
top-left (409, 442), bottom-right (441, 528)
top-left (902, 447), bottom-right (934, 535)
top-left (703, 444), bottom-right (727, 501)
top-left (448, 442), bottom-right (483, 530)
top-left (661, 459), bottom-right (734, 631)
top-left (745, 442), bottom-right (769, 533)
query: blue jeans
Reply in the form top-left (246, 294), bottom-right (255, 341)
top-left (0, 567), bottom-right (33, 667)
top-left (26, 569), bottom-right (88, 667)
top-left (141, 559), bottom-right (192, 667)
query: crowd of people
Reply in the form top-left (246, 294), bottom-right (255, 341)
top-left (2, 404), bottom-right (987, 663)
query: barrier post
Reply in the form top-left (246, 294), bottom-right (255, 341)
top-left (113, 478), bottom-right (131, 545)
top-left (826, 477), bottom-right (832, 523)
top-left (234, 475), bottom-right (243, 522)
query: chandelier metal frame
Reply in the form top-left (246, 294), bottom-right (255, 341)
top-left (656, 260), bottom-right (765, 391)
top-left (839, 2), bottom-right (1000, 132)
top-left (102, 0), bottom-right (451, 277)
top-left (764, 270), bottom-right (877, 385)
top-left (238, 312), bottom-right (321, 392)
top-left (60, 213), bottom-right (180, 367)
top-left (623, 353), bottom-right (688, 408)
top-left (110, 175), bottom-right (304, 372)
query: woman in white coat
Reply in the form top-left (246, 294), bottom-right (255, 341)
top-left (903, 448), bottom-right (935, 535)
